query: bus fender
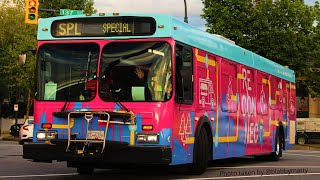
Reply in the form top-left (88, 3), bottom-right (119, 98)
top-left (194, 116), bottom-right (212, 139)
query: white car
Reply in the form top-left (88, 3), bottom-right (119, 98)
top-left (19, 118), bottom-right (34, 145)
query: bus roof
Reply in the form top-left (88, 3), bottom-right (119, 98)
top-left (37, 13), bottom-right (295, 82)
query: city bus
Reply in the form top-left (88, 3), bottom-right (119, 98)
top-left (21, 13), bottom-right (296, 175)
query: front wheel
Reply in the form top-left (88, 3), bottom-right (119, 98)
top-left (77, 167), bottom-right (94, 175)
top-left (297, 135), bottom-right (307, 145)
top-left (188, 127), bottom-right (209, 175)
top-left (18, 140), bottom-right (24, 145)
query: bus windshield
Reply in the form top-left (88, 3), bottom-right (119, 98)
top-left (100, 41), bottom-right (172, 102)
top-left (36, 43), bottom-right (99, 101)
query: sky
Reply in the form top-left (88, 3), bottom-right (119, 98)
top-left (93, 0), bottom-right (318, 31)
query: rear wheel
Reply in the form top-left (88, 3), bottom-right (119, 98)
top-left (77, 167), bottom-right (94, 175)
top-left (188, 127), bottom-right (209, 175)
top-left (268, 129), bottom-right (282, 161)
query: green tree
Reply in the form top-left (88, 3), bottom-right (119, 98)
top-left (39, 0), bottom-right (96, 18)
top-left (0, 0), bottom-right (37, 118)
top-left (202, 0), bottom-right (320, 96)
top-left (0, 0), bottom-right (97, 118)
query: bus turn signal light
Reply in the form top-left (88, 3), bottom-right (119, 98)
top-left (142, 125), bottom-right (153, 130)
top-left (41, 123), bottom-right (52, 129)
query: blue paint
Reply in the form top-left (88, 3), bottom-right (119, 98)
top-left (219, 113), bottom-right (228, 137)
top-left (171, 138), bottom-right (188, 165)
top-left (33, 112), bottom-right (48, 142)
top-left (235, 129), bottom-right (246, 157)
top-left (159, 128), bottom-right (172, 146)
top-left (33, 124), bottom-right (39, 142)
top-left (135, 114), bottom-right (142, 132)
top-left (114, 104), bottom-right (121, 111)
top-left (221, 93), bottom-right (227, 111)
top-left (205, 54), bottom-right (209, 68)
top-left (189, 112), bottom-right (195, 136)
top-left (73, 117), bottom-right (84, 139)
top-left (74, 102), bottom-right (82, 110)
top-left (218, 143), bottom-right (228, 159)
top-left (229, 120), bottom-right (234, 136)
top-left (121, 124), bottom-right (130, 143)
top-left (113, 124), bottom-right (120, 141)
top-left (214, 132), bottom-right (219, 148)
top-left (258, 123), bottom-right (264, 144)
top-left (106, 125), bottom-right (113, 140)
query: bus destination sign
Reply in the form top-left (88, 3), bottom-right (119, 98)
top-left (51, 17), bottom-right (156, 37)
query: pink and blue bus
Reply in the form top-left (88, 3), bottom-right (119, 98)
top-left (22, 13), bottom-right (296, 175)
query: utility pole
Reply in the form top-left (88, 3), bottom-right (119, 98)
top-left (184, 0), bottom-right (188, 23)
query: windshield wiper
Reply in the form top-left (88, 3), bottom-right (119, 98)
top-left (108, 91), bottom-right (130, 112)
top-left (61, 51), bottom-right (93, 112)
top-left (98, 78), bottom-right (130, 113)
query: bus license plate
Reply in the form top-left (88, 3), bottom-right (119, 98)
top-left (87, 130), bottom-right (105, 140)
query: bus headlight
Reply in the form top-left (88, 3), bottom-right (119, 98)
top-left (36, 131), bottom-right (57, 141)
top-left (136, 133), bottom-right (159, 144)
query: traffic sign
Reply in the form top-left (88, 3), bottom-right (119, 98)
top-left (60, 9), bottom-right (83, 16)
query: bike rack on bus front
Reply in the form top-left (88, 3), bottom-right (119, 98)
top-left (65, 111), bottom-right (135, 154)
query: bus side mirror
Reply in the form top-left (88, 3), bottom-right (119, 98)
top-left (18, 54), bottom-right (27, 65)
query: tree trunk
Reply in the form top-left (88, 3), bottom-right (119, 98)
top-left (26, 88), bottom-right (32, 119)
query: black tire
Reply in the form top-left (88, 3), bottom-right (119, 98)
top-left (297, 135), bottom-right (307, 145)
top-left (188, 127), bottom-right (209, 175)
top-left (268, 129), bottom-right (282, 161)
top-left (77, 167), bottom-right (94, 175)
top-left (19, 140), bottom-right (24, 145)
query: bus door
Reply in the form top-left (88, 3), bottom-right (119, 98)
top-left (173, 43), bottom-right (194, 164)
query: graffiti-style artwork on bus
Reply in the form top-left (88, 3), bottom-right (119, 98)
top-left (22, 13), bottom-right (296, 175)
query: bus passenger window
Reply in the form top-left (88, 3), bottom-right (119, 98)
top-left (175, 44), bottom-right (193, 104)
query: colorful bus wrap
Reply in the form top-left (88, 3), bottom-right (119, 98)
top-left (23, 13), bottom-right (296, 175)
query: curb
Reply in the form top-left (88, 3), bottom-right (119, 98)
top-left (291, 144), bottom-right (320, 151)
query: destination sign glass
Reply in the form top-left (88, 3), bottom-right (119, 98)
top-left (51, 17), bottom-right (156, 37)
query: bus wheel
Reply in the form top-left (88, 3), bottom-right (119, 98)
top-left (77, 167), bottom-right (94, 175)
top-left (189, 127), bottom-right (209, 175)
top-left (268, 129), bottom-right (282, 161)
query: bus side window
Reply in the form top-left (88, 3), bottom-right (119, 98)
top-left (175, 44), bottom-right (193, 104)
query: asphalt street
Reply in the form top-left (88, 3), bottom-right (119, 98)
top-left (0, 141), bottom-right (320, 180)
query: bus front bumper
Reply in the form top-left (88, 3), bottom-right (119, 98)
top-left (23, 141), bottom-right (172, 165)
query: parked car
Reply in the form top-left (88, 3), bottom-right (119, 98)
top-left (19, 118), bottom-right (34, 145)
top-left (296, 118), bottom-right (320, 144)
top-left (9, 124), bottom-right (23, 137)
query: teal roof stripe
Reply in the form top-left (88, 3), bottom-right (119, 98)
top-left (37, 13), bottom-right (295, 82)
top-left (171, 18), bottom-right (295, 82)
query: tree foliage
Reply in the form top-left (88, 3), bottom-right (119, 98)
top-left (0, 0), bottom-right (96, 118)
top-left (39, 0), bottom-right (96, 18)
top-left (202, 0), bottom-right (320, 97)
top-left (0, 0), bottom-right (37, 118)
